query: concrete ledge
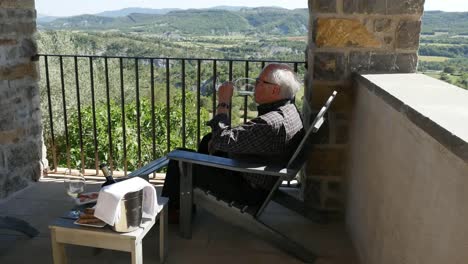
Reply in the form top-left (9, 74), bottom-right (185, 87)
top-left (355, 73), bottom-right (468, 163)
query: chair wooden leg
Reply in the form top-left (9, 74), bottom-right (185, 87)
top-left (179, 161), bottom-right (193, 239)
top-left (159, 203), bottom-right (168, 263)
top-left (194, 189), bottom-right (316, 263)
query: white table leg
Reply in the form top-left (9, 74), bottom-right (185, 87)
top-left (159, 203), bottom-right (168, 263)
top-left (131, 241), bottom-right (143, 264)
top-left (50, 229), bottom-right (67, 264)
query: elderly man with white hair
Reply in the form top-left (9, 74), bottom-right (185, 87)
top-left (161, 63), bottom-right (304, 223)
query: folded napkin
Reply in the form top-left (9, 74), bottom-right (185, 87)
top-left (94, 177), bottom-right (162, 226)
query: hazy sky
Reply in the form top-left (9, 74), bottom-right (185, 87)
top-left (36, 0), bottom-right (468, 17)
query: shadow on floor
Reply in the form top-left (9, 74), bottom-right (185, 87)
top-left (0, 178), bottom-right (358, 264)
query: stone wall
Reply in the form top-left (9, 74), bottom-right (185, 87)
top-left (0, 0), bottom-right (43, 199)
top-left (304, 0), bottom-right (424, 211)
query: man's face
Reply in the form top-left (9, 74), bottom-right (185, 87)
top-left (254, 69), bottom-right (280, 104)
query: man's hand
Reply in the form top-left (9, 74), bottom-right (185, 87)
top-left (218, 81), bottom-right (234, 103)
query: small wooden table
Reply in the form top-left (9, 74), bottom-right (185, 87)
top-left (49, 197), bottom-right (168, 264)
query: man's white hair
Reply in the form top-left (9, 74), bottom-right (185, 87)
top-left (267, 64), bottom-right (302, 100)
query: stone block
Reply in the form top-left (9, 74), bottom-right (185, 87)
top-left (314, 18), bottom-right (381, 48)
top-left (344, 0), bottom-right (386, 14)
top-left (19, 38), bottom-right (37, 58)
top-left (28, 123), bottom-right (43, 138)
top-left (374, 18), bottom-right (393, 32)
top-left (0, 129), bottom-right (23, 144)
top-left (0, 9), bottom-right (36, 23)
top-left (313, 52), bottom-right (346, 81)
top-left (0, 39), bottom-right (17, 45)
top-left (310, 83), bottom-right (354, 112)
top-left (0, 0), bottom-right (35, 9)
top-left (1, 171), bottom-right (30, 199)
top-left (6, 45), bottom-right (18, 60)
top-left (7, 141), bottom-right (41, 168)
top-left (395, 52), bottom-right (418, 73)
top-left (0, 62), bottom-right (38, 80)
top-left (384, 36), bottom-right (394, 46)
top-left (312, 0), bottom-right (337, 13)
top-left (396, 20), bottom-right (422, 49)
top-left (0, 22), bottom-right (36, 36)
top-left (0, 112), bottom-right (15, 130)
top-left (370, 52), bottom-right (397, 72)
top-left (305, 147), bottom-right (346, 175)
top-left (349, 51), bottom-right (371, 73)
top-left (387, 0), bottom-right (425, 14)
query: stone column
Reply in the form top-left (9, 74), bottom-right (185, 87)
top-left (304, 0), bottom-right (424, 212)
top-left (0, 0), bottom-right (43, 199)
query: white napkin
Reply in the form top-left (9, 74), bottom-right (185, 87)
top-left (94, 177), bottom-right (162, 226)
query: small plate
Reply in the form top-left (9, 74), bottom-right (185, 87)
top-left (75, 192), bottom-right (99, 205)
top-left (74, 219), bottom-right (106, 228)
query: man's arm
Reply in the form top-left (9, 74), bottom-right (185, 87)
top-left (215, 82), bottom-right (233, 116)
top-left (208, 115), bottom-right (283, 154)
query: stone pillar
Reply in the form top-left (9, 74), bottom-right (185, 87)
top-left (0, 0), bottom-right (43, 199)
top-left (304, 0), bottom-right (424, 212)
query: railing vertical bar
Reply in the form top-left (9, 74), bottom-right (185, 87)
top-left (44, 56), bottom-right (57, 172)
top-left (150, 59), bottom-right (156, 160)
top-left (196, 60), bottom-right (201, 147)
top-left (119, 58), bottom-right (128, 175)
top-left (228, 60), bottom-right (233, 122)
top-left (212, 60), bottom-right (217, 115)
top-left (135, 58), bottom-right (142, 168)
top-left (261, 61), bottom-right (265, 69)
top-left (89, 57), bottom-right (99, 174)
top-left (244, 61), bottom-right (249, 123)
top-left (181, 59), bottom-right (186, 148)
top-left (59, 56), bottom-right (71, 170)
top-left (166, 58), bottom-right (171, 153)
top-left (294, 62), bottom-right (298, 73)
top-left (104, 57), bottom-right (114, 173)
top-left (74, 56), bottom-right (85, 173)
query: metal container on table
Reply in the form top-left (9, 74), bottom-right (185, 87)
top-left (112, 189), bottom-right (143, 232)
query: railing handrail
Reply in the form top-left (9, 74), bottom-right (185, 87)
top-left (37, 54), bottom-right (306, 64)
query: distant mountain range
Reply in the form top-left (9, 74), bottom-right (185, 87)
top-left (37, 8), bottom-right (468, 36)
top-left (422, 11), bottom-right (468, 35)
top-left (38, 7), bottom-right (308, 36)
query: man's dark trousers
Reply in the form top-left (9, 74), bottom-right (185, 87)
top-left (161, 134), bottom-right (268, 210)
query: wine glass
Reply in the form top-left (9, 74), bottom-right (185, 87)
top-left (215, 78), bottom-right (256, 97)
top-left (64, 169), bottom-right (86, 218)
top-left (233, 78), bottom-right (256, 96)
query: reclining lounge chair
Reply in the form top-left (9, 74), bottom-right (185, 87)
top-left (128, 91), bottom-right (338, 263)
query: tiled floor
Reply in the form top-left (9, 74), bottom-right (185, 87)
top-left (0, 178), bottom-right (358, 264)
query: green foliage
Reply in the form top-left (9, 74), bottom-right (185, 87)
top-left (419, 44), bottom-right (468, 58)
top-left (47, 91), bottom-right (210, 171)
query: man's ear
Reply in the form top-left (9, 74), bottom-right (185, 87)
top-left (272, 86), bottom-right (281, 96)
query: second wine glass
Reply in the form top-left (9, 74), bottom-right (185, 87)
top-left (64, 169), bottom-right (86, 218)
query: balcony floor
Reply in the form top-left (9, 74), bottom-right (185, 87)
top-left (0, 178), bottom-right (357, 264)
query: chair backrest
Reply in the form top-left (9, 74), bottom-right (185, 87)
top-left (286, 91), bottom-right (338, 171)
top-left (254, 91), bottom-right (337, 218)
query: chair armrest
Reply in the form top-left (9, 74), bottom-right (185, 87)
top-left (167, 150), bottom-right (298, 179)
top-left (125, 156), bottom-right (170, 180)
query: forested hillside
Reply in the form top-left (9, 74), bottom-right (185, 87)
top-left (422, 11), bottom-right (468, 35)
top-left (39, 7), bottom-right (309, 36)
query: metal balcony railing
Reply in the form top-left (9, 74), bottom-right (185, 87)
top-left (38, 54), bottom-right (306, 178)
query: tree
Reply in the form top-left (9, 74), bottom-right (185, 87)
top-left (443, 66), bottom-right (456, 74)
